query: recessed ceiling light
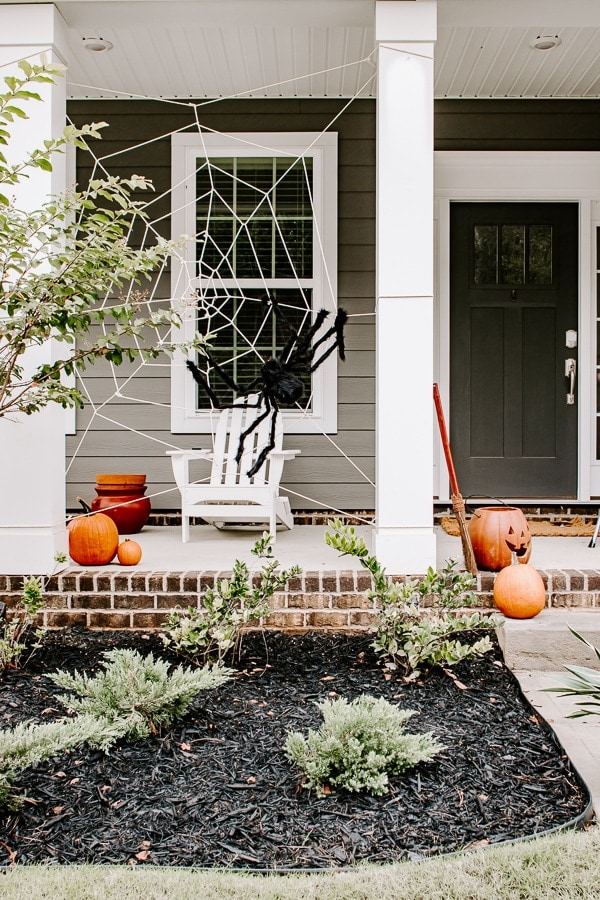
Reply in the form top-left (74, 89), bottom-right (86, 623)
top-left (82, 37), bottom-right (113, 53)
top-left (531, 34), bottom-right (562, 51)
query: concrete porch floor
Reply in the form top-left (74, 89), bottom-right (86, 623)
top-left (94, 522), bottom-right (600, 574)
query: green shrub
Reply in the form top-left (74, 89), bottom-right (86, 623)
top-left (285, 694), bottom-right (443, 795)
top-left (0, 714), bottom-right (128, 811)
top-left (547, 627), bottom-right (600, 717)
top-left (162, 535), bottom-right (301, 665)
top-left (50, 648), bottom-right (233, 743)
top-left (325, 520), bottom-right (503, 677)
top-left (0, 554), bottom-right (66, 673)
top-left (0, 649), bottom-right (232, 811)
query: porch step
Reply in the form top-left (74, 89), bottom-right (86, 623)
top-left (500, 609), bottom-right (600, 672)
top-left (1, 566), bottom-right (600, 631)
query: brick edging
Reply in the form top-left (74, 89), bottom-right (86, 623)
top-left (2, 568), bottom-right (600, 630)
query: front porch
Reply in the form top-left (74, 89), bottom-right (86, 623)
top-left (4, 523), bottom-right (600, 631)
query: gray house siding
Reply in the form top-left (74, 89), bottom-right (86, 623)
top-left (66, 99), bottom-right (376, 512)
top-left (435, 100), bottom-right (600, 150)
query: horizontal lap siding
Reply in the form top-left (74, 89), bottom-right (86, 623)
top-left (435, 100), bottom-right (600, 150)
top-left (66, 99), bottom-right (376, 512)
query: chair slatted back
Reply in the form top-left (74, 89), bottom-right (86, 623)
top-left (210, 396), bottom-right (282, 487)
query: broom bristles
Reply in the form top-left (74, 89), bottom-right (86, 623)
top-left (451, 493), bottom-right (478, 576)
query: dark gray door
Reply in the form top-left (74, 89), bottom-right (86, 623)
top-left (450, 202), bottom-right (578, 498)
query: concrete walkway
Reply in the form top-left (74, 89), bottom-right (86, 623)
top-left (499, 612), bottom-right (600, 818)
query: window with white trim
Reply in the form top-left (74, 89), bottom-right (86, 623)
top-left (170, 132), bottom-right (338, 433)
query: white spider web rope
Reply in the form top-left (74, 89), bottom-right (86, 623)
top-left (63, 57), bottom-right (377, 522)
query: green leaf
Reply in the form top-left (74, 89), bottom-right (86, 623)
top-left (3, 105), bottom-right (27, 119)
top-left (12, 91), bottom-right (41, 101)
top-left (33, 158), bottom-right (53, 172)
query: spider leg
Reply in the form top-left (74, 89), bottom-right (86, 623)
top-left (284, 308), bottom-right (330, 363)
top-left (186, 359), bottom-right (223, 408)
top-left (264, 294), bottom-right (329, 364)
top-left (194, 345), bottom-right (245, 393)
top-left (187, 344), bottom-right (263, 407)
top-left (235, 394), bottom-right (273, 466)
top-left (262, 294), bottom-right (300, 337)
top-left (246, 401), bottom-right (280, 477)
top-left (308, 308), bottom-right (348, 371)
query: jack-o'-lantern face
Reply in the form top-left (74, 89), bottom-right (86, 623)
top-left (505, 526), bottom-right (531, 558)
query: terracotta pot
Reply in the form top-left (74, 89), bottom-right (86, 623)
top-left (467, 506), bottom-right (532, 571)
top-left (91, 474), bottom-right (151, 534)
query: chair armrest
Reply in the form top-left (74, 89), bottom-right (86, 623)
top-left (166, 449), bottom-right (214, 490)
top-left (166, 449), bottom-right (213, 461)
top-left (269, 450), bottom-right (301, 460)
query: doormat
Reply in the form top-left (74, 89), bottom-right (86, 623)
top-left (440, 515), bottom-right (595, 537)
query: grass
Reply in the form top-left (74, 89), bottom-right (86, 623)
top-left (0, 826), bottom-right (598, 899)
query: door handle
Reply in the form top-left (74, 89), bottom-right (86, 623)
top-left (565, 358), bottom-right (576, 405)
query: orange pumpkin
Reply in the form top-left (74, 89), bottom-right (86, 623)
top-left (493, 561), bottom-right (546, 619)
top-left (68, 498), bottom-right (119, 566)
top-left (117, 539), bottom-right (142, 566)
top-left (468, 507), bottom-right (532, 571)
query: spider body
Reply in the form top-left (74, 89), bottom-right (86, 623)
top-left (186, 299), bottom-right (347, 476)
top-left (261, 359), bottom-right (305, 405)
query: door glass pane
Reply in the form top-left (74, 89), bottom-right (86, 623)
top-left (529, 225), bottom-right (552, 284)
top-left (500, 225), bottom-right (525, 284)
top-left (473, 225), bottom-right (497, 284)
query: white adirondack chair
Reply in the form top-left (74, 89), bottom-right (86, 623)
top-left (166, 396), bottom-right (300, 542)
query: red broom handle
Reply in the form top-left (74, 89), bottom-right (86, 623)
top-left (433, 383), bottom-right (460, 497)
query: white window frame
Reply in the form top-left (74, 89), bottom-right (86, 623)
top-left (170, 131), bottom-right (338, 434)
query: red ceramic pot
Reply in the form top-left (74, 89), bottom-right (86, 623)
top-left (90, 474), bottom-right (151, 534)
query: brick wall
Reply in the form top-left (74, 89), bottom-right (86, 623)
top-left (1, 569), bottom-right (377, 631)
top-left (3, 567), bottom-right (600, 632)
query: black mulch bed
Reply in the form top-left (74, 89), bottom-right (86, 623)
top-left (0, 629), bottom-right (592, 869)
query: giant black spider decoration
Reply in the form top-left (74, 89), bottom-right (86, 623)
top-left (186, 298), bottom-right (347, 477)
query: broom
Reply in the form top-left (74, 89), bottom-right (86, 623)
top-left (433, 384), bottom-right (478, 576)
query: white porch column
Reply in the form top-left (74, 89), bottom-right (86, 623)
top-left (0, 5), bottom-right (70, 574)
top-left (374, 1), bottom-right (437, 574)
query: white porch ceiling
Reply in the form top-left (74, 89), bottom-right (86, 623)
top-left (7, 0), bottom-right (600, 99)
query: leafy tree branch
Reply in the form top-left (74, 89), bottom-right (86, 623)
top-left (0, 59), bottom-right (203, 418)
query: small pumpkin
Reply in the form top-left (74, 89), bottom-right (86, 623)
top-left (493, 559), bottom-right (546, 619)
top-left (117, 539), bottom-right (142, 566)
top-left (68, 497), bottom-right (119, 566)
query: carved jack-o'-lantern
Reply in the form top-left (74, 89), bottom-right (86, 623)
top-left (505, 526), bottom-right (531, 558)
top-left (467, 506), bottom-right (532, 571)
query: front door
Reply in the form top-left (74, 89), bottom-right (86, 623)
top-left (450, 202), bottom-right (578, 499)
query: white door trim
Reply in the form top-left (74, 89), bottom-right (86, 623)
top-left (434, 151), bottom-right (600, 502)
